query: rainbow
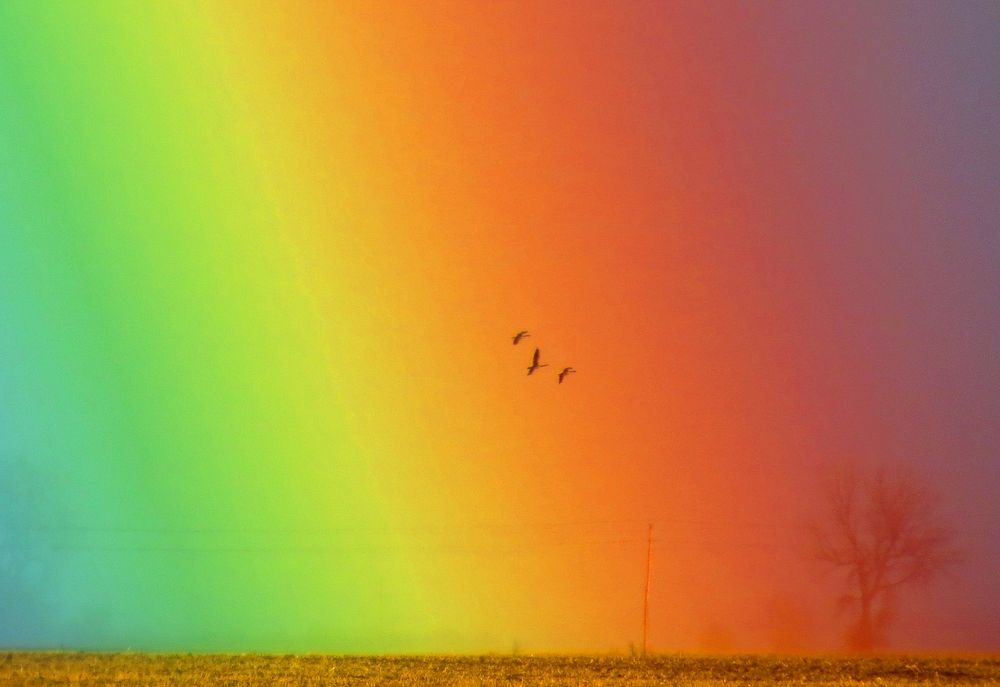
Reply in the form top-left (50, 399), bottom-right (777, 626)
top-left (2, 3), bottom-right (996, 653)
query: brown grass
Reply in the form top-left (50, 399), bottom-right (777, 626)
top-left (2, 652), bottom-right (998, 686)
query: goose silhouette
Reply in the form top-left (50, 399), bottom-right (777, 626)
top-left (558, 367), bottom-right (576, 384)
top-left (527, 348), bottom-right (548, 375)
top-left (512, 330), bottom-right (530, 345)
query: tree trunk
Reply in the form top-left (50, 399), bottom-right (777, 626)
top-left (851, 596), bottom-right (876, 652)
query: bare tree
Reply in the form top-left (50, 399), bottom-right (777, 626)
top-left (810, 464), bottom-right (958, 651)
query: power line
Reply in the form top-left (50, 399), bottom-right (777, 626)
top-left (26, 523), bottom-right (996, 538)
top-left (11, 517), bottom-right (996, 555)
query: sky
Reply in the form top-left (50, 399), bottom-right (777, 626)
top-left (1, 1), bottom-right (998, 653)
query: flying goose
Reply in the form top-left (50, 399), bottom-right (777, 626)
top-left (527, 348), bottom-right (548, 375)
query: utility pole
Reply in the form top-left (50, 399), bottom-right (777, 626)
top-left (642, 522), bottom-right (653, 657)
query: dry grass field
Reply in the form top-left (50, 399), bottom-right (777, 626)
top-left (1, 652), bottom-right (998, 686)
